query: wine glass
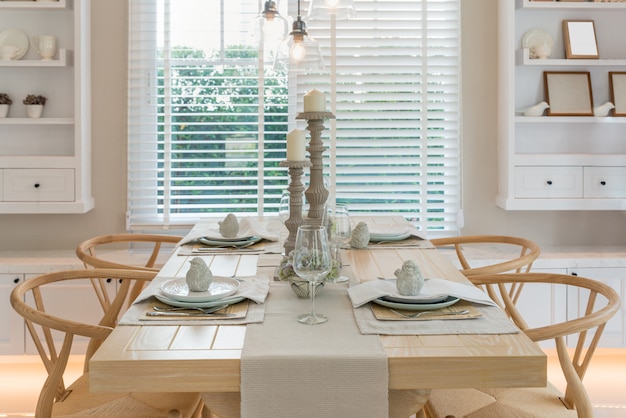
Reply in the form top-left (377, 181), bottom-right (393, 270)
top-left (292, 225), bottom-right (332, 325)
top-left (278, 190), bottom-right (290, 224)
top-left (321, 204), bottom-right (351, 283)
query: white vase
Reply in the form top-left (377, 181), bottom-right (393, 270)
top-left (26, 105), bottom-right (43, 119)
top-left (0, 104), bottom-right (8, 118)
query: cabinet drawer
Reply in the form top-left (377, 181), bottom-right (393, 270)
top-left (515, 167), bottom-right (583, 198)
top-left (584, 167), bottom-right (626, 198)
top-left (2, 169), bottom-right (75, 202)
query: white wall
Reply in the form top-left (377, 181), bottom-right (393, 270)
top-left (0, 0), bottom-right (623, 251)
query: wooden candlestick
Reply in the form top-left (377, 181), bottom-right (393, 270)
top-left (296, 111), bottom-right (335, 225)
top-left (279, 159), bottom-right (312, 255)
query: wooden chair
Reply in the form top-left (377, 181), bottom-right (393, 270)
top-left (76, 233), bottom-right (183, 272)
top-left (76, 233), bottom-right (183, 309)
top-left (429, 235), bottom-right (541, 277)
top-left (430, 235), bottom-right (540, 313)
top-left (423, 272), bottom-right (621, 418)
top-left (10, 268), bottom-right (205, 418)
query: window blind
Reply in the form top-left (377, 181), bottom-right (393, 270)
top-left (127, 0), bottom-right (461, 232)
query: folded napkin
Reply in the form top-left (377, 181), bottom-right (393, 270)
top-left (178, 217), bottom-right (280, 246)
top-left (134, 275), bottom-right (270, 305)
top-left (368, 223), bottom-right (427, 241)
top-left (348, 278), bottom-right (497, 309)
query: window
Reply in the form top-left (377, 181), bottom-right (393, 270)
top-left (128, 0), bottom-right (461, 233)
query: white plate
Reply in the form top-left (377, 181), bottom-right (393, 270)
top-left (372, 296), bottom-right (460, 311)
top-left (381, 293), bottom-right (449, 304)
top-left (0, 28), bottom-right (29, 60)
top-left (155, 293), bottom-right (245, 308)
top-left (198, 236), bottom-right (262, 247)
top-left (160, 276), bottom-right (240, 302)
top-left (521, 28), bottom-right (553, 51)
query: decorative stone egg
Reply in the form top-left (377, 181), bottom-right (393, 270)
top-left (219, 213), bottom-right (239, 238)
top-left (186, 257), bottom-right (213, 292)
top-left (394, 260), bottom-right (424, 296)
top-left (349, 222), bottom-right (370, 249)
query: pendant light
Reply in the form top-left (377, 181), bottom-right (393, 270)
top-left (273, 0), bottom-right (324, 71)
top-left (252, 0), bottom-right (289, 44)
top-left (250, 0), bottom-right (289, 64)
top-left (308, 0), bottom-right (355, 20)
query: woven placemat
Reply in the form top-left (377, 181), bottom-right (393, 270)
top-left (370, 299), bottom-right (482, 321)
top-left (139, 300), bottom-right (249, 321)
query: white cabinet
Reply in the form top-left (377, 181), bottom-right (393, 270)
top-left (0, 274), bottom-right (24, 355)
top-left (0, 0), bottom-right (93, 213)
top-left (496, 0), bottom-right (626, 210)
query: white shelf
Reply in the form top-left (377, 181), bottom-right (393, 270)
top-left (0, 49), bottom-right (69, 67)
top-left (516, 49), bottom-right (626, 67)
top-left (496, 196), bottom-right (626, 211)
top-left (518, 0), bottom-right (626, 10)
top-left (0, 0), bottom-right (92, 214)
top-left (0, 117), bottom-right (74, 125)
top-left (514, 116), bottom-right (626, 123)
top-left (0, 0), bottom-right (66, 9)
top-left (0, 156), bottom-right (77, 168)
top-left (497, 0), bottom-right (626, 211)
top-left (513, 154), bottom-right (626, 166)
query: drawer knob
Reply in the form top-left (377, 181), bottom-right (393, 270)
top-left (600, 181), bottom-right (606, 186)
top-left (13, 277), bottom-right (20, 284)
top-left (546, 180), bottom-right (553, 186)
top-left (34, 183), bottom-right (40, 188)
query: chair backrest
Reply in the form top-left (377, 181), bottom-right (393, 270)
top-left (76, 233), bottom-right (183, 271)
top-left (10, 269), bottom-right (156, 418)
top-left (472, 272), bottom-right (621, 418)
top-left (430, 235), bottom-right (540, 309)
top-left (76, 234), bottom-right (182, 309)
top-left (430, 235), bottom-right (541, 276)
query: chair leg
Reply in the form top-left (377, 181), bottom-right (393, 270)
top-left (200, 404), bottom-right (213, 418)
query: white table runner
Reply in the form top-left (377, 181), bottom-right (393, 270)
top-left (241, 283), bottom-right (389, 418)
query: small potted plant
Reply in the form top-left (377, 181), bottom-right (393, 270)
top-left (23, 94), bottom-right (47, 118)
top-left (0, 93), bottom-right (12, 118)
top-left (277, 251), bottom-right (340, 298)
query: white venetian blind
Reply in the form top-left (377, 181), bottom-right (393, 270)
top-left (127, 0), bottom-right (461, 232)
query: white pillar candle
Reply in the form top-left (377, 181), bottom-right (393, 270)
top-left (303, 89), bottom-right (326, 112)
top-left (286, 129), bottom-right (307, 161)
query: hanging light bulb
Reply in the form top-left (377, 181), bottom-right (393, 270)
top-left (259, 0), bottom-right (288, 41)
top-left (274, 0), bottom-right (324, 71)
top-left (308, 0), bottom-right (355, 20)
top-left (250, 0), bottom-right (289, 63)
top-left (289, 16), bottom-right (308, 62)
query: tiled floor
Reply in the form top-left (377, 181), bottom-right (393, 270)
top-left (1, 349), bottom-right (625, 417)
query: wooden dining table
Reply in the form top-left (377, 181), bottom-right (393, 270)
top-left (89, 217), bottom-right (546, 413)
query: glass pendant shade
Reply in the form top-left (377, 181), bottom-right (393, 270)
top-left (250, 0), bottom-right (289, 62)
top-left (308, 0), bottom-right (355, 20)
top-left (274, 15), bottom-right (325, 72)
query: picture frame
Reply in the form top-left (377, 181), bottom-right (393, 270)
top-left (562, 20), bottom-right (599, 59)
top-left (544, 71), bottom-right (594, 116)
top-left (609, 72), bottom-right (626, 117)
